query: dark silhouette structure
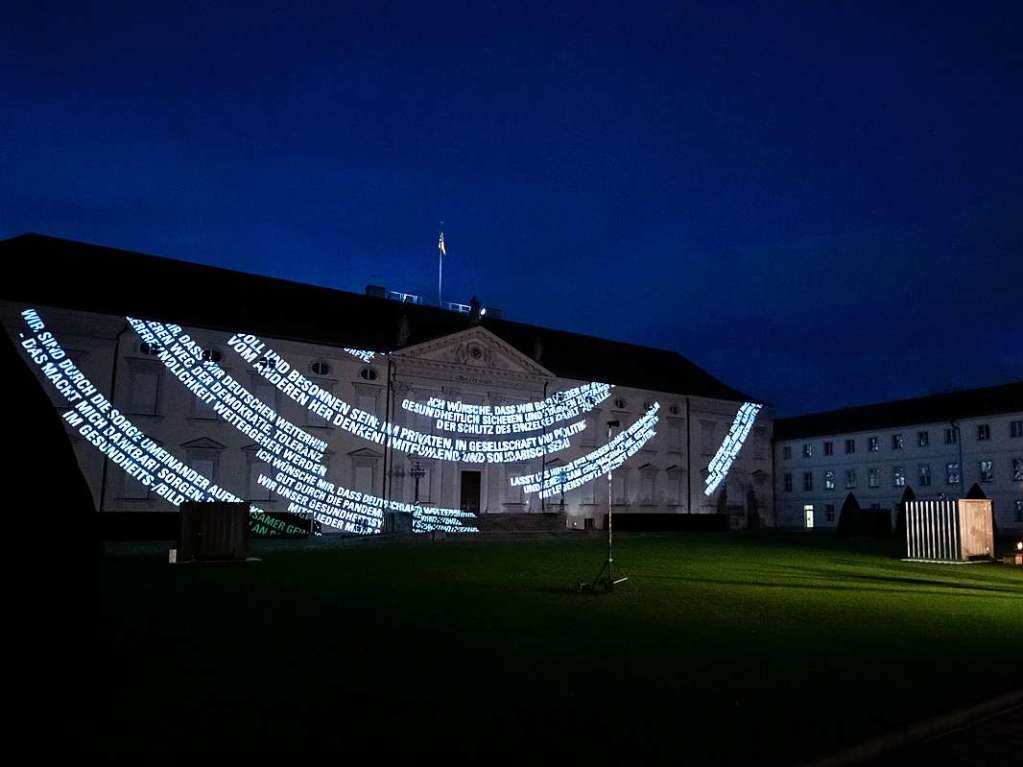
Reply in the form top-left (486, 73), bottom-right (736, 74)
top-left (2, 328), bottom-right (98, 755)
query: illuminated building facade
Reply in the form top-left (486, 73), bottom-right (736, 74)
top-left (774, 382), bottom-right (1023, 531)
top-left (0, 234), bottom-right (774, 531)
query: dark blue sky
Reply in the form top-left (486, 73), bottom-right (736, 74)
top-left (3, 2), bottom-right (1020, 414)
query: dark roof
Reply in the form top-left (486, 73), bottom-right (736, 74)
top-left (0, 234), bottom-right (751, 402)
top-left (774, 381), bottom-right (1023, 440)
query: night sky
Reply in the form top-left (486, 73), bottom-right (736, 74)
top-left (3, 2), bottom-right (1020, 414)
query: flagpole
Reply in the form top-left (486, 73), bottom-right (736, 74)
top-left (437, 226), bottom-right (444, 307)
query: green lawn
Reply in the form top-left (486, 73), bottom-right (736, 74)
top-left (101, 532), bottom-right (1022, 763)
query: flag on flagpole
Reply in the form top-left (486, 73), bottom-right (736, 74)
top-left (438, 231), bottom-right (446, 257)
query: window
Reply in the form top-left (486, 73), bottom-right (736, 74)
top-left (305, 381), bottom-right (335, 428)
top-left (824, 470), bottom-right (835, 490)
top-left (640, 468), bottom-right (656, 504)
top-left (666, 467), bottom-right (683, 506)
top-left (868, 437), bottom-right (879, 452)
top-left (946, 462), bottom-right (960, 485)
top-left (845, 469), bottom-right (857, 489)
top-left (1011, 420), bottom-right (1023, 439)
top-left (613, 397), bottom-right (627, 410)
top-left (979, 460), bottom-right (993, 482)
top-left (349, 451), bottom-right (380, 497)
top-left (944, 427), bottom-right (958, 445)
top-left (868, 468), bottom-right (880, 488)
top-left (359, 367), bottom-right (379, 381)
top-left (139, 341), bottom-right (162, 356)
top-left (353, 463), bottom-right (374, 494)
top-left (917, 431), bottom-right (929, 447)
top-left (127, 360), bottom-right (162, 415)
top-left (893, 466), bottom-right (905, 487)
top-left (582, 408), bottom-right (602, 447)
top-left (121, 470), bottom-right (152, 500)
top-left (191, 458), bottom-right (216, 486)
top-left (802, 443), bottom-right (814, 458)
top-left (977, 424), bottom-right (990, 441)
top-left (667, 418), bottom-right (683, 451)
top-left (1016, 500), bottom-right (1023, 523)
top-left (783, 446), bottom-right (792, 460)
top-left (1013, 458), bottom-right (1023, 482)
top-left (248, 459), bottom-right (274, 501)
top-left (823, 441), bottom-right (833, 456)
top-left (802, 472), bottom-right (813, 492)
top-left (249, 373), bottom-right (279, 411)
top-left (192, 389), bottom-right (217, 419)
top-left (783, 473), bottom-right (793, 492)
top-left (310, 359), bottom-right (331, 376)
top-left (891, 434), bottom-right (903, 450)
top-left (845, 438), bottom-right (856, 454)
top-left (355, 386), bottom-right (380, 419)
top-left (200, 348), bottom-right (223, 363)
top-left (919, 464), bottom-right (932, 487)
top-left (183, 440), bottom-right (225, 492)
top-left (613, 471), bottom-right (628, 504)
top-left (825, 504), bottom-right (836, 523)
top-left (700, 421), bottom-right (716, 454)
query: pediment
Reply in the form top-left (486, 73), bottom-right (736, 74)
top-left (348, 447), bottom-right (383, 459)
top-left (181, 437), bottom-right (227, 450)
top-left (392, 327), bottom-right (553, 377)
top-left (243, 442), bottom-right (335, 457)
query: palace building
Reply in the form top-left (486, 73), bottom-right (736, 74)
top-left (774, 382), bottom-right (1023, 531)
top-left (1, 234), bottom-right (774, 532)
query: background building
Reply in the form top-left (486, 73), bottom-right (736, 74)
top-left (1, 234), bottom-right (773, 531)
top-left (774, 382), bottom-right (1023, 531)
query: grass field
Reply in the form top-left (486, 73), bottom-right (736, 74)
top-left (100, 532), bottom-right (1022, 763)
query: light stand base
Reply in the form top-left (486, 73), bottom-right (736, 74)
top-left (577, 559), bottom-right (628, 593)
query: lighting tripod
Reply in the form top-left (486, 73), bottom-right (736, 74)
top-left (583, 419), bottom-right (629, 593)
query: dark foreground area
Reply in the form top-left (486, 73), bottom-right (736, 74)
top-left (91, 532), bottom-right (1021, 763)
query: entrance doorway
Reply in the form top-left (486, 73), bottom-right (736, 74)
top-left (460, 470), bottom-right (481, 515)
top-left (804, 504), bottom-right (815, 529)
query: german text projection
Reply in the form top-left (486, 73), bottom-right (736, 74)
top-left (704, 402), bottom-right (762, 496)
top-left (14, 306), bottom-right (761, 530)
top-left (228, 333), bottom-right (586, 463)
top-left (15, 308), bottom-right (475, 534)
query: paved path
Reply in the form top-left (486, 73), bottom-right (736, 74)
top-left (808, 692), bottom-right (1023, 766)
top-left (870, 702), bottom-right (1023, 764)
